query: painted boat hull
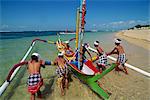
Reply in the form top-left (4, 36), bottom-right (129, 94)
top-left (68, 62), bottom-right (116, 100)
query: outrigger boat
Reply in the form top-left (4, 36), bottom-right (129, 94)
top-left (54, 0), bottom-right (117, 99)
top-left (55, 39), bottom-right (116, 99)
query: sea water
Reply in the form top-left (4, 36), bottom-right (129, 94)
top-left (0, 31), bottom-right (115, 85)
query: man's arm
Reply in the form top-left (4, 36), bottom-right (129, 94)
top-left (86, 49), bottom-right (92, 60)
top-left (40, 60), bottom-right (52, 68)
top-left (53, 58), bottom-right (58, 65)
top-left (107, 47), bottom-right (117, 55)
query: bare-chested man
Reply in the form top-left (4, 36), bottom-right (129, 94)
top-left (54, 52), bottom-right (68, 96)
top-left (94, 41), bottom-right (107, 73)
top-left (27, 53), bottom-right (46, 100)
top-left (7, 52), bottom-right (52, 100)
top-left (80, 43), bottom-right (92, 70)
top-left (107, 39), bottom-right (128, 74)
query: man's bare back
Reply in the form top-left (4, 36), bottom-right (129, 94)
top-left (28, 60), bottom-right (44, 74)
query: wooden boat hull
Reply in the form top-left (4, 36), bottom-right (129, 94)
top-left (68, 61), bottom-right (116, 100)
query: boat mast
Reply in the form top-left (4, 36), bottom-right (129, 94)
top-left (77, 0), bottom-right (86, 69)
top-left (75, 8), bottom-right (80, 48)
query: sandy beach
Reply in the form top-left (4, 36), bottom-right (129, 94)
top-left (116, 29), bottom-right (150, 51)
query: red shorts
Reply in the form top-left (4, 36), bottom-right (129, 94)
top-left (28, 79), bottom-right (43, 94)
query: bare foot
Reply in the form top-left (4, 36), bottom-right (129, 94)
top-left (61, 91), bottom-right (65, 96)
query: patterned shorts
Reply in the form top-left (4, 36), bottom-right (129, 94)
top-left (28, 73), bottom-right (41, 86)
top-left (118, 54), bottom-right (126, 65)
top-left (56, 65), bottom-right (68, 78)
top-left (98, 53), bottom-right (107, 66)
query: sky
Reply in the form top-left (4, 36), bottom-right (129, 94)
top-left (0, 0), bottom-right (149, 31)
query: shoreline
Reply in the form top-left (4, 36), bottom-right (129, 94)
top-left (116, 29), bottom-right (150, 51)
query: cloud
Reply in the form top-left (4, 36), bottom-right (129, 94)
top-left (97, 20), bottom-right (149, 30)
top-left (109, 20), bottom-right (148, 27)
top-left (128, 20), bottom-right (136, 24)
top-left (110, 21), bottom-right (124, 25)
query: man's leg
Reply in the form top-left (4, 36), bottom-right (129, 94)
top-left (122, 64), bottom-right (128, 74)
top-left (97, 63), bottom-right (102, 73)
top-left (115, 62), bottom-right (120, 72)
top-left (31, 94), bottom-right (35, 100)
top-left (102, 65), bottom-right (106, 71)
top-left (37, 90), bottom-right (42, 98)
top-left (65, 75), bottom-right (69, 89)
top-left (80, 57), bottom-right (84, 70)
top-left (60, 77), bottom-right (65, 96)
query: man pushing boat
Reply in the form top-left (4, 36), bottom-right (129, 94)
top-left (107, 38), bottom-right (128, 74)
top-left (93, 41), bottom-right (107, 73)
top-left (79, 43), bottom-right (92, 70)
top-left (27, 53), bottom-right (46, 100)
top-left (6, 52), bottom-right (52, 100)
top-left (53, 52), bottom-right (69, 96)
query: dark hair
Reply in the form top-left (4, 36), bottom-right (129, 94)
top-left (94, 44), bottom-right (98, 47)
top-left (117, 39), bottom-right (121, 41)
top-left (58, 55), bottom-right (63, 58)
top-left (31, 55), bottom-right (38, 62)
top-left (115, 42), bottom-right (120, 46)
top-left (96, 40), bottom-right (99, 43)
top-left (84, 43), bottom-right (87, 46)
top-left (66, 44), bottom-right (70, 48)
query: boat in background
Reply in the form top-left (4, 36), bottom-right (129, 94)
top-left (59, 29), bottom-right (75, 34)
top-left (59, 32), bottom-right (75, 34)
top-left (91, 29), bottom-right (98, 32)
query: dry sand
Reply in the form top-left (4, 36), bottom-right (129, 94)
top-left (116, 29), bottom-right (150, 51)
